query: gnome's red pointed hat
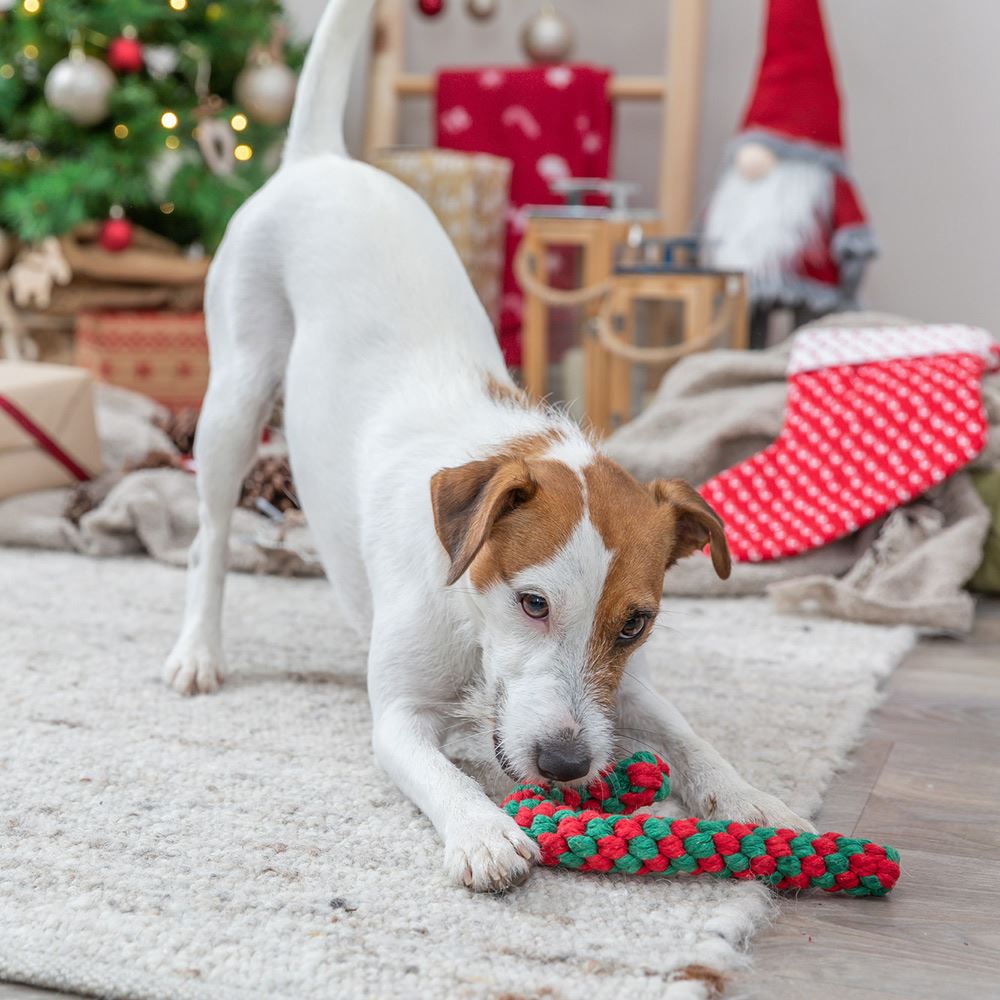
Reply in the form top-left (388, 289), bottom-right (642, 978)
top-left (713, 0), bottom-right (877, 310)
top-left (738, 0), bottom-right (848, 174)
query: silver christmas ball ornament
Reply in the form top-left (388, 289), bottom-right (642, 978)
top-left (234, 58), bottom-right (297, 126)
top-left (521, 4), bottom-right (574, 64)
top-left (44, 51), bottom-right (115, 126)
top-left (466, 0), bottom-right (498, 20)
top-left (143, 44), bottom-right (180, 81)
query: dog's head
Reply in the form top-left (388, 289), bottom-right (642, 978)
top-left (431, 436), bottom-right (730, 785)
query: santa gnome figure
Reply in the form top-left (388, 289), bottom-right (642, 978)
top-left (702, 0), bottom-right (876, 348)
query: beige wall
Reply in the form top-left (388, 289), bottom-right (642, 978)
top-left (285, 0), bottom-right (1000, 333)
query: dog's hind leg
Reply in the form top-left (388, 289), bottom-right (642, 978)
top-left (163, 268), bottom-right (292, 694)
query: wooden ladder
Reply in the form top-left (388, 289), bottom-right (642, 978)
top-left (360, 0), bottom-right (708, 236)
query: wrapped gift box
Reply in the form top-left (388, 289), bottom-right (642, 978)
top-left (75, 310), bottom-right (208, 411)
top-left (371, 148), bottom-right (511, 327)
top-left (0, 361), bottom-right (102, 500)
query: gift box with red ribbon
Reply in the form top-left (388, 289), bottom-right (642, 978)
top-left (0, 361), bottom-right (102, 501)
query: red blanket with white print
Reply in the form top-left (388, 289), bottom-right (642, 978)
top-left (436, 64), bottom-right (614, 366)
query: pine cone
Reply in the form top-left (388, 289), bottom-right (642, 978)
top-left (240, 454), bottom-right (300, 515)
top-left (64, 484), bottom-right (98, 526)
top-left (154, 407), bottom-right (200, 455)
top-left (124, 448), bottom-right (185, 474)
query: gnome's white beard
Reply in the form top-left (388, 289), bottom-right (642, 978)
top-left (702, 158), bottom-right (833, 286)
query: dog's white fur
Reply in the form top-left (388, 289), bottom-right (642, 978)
top-left (164, 0), bottom-right (813, 891)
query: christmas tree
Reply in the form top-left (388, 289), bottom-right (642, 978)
top-left (0, 0), bottom-right (303, 254)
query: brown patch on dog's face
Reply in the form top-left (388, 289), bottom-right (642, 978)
top-left (503, 430), bottom-right (563, 461)
top-left (582, 458), bottom-right (731, 701)
top-left (430, 431), bottom-right (581, 589)
top-left (469, 458), bottom-right (584, 591)
top-left (582, 457), bottom-right (672, 701)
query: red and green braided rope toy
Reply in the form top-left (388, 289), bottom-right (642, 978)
top-left (501, 752), bottom-right (900, 896)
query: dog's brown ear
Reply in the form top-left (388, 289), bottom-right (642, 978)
top-left (649, 479), bottom-right (731, 580)
top-left (430, 458), bottom-right (536, 586)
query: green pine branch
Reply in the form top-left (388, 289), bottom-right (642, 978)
top-left (0, 159), bottom-right (117, 240)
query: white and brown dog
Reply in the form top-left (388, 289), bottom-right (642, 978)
top-left (164, 0), bottom-right (812, 891)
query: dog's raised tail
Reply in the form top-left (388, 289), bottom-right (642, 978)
top-left (283, 0), bottom-right (375, 164)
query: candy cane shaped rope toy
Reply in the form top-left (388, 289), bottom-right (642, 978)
top-left (501, 752), bottom-right (900, 896)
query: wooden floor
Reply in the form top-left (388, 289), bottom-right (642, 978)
top-left (3, 602), bottom-right (999, 1000)
top-left (738, 598), bottom-right (1000, 999)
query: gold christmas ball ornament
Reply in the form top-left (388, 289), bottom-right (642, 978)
top-left (735, 141), bottom-right (778, 181)
top-left (44, 51), bottom-right (115, 126)
top-left (234, 58), bottom-right (297, 126)
top-left (465, 0), bottom-right (497, 20)
top-left (521, 4), bottom-right (574, 64)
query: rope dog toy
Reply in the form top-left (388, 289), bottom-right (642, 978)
top-left (501, 752), bottom-right (900, 896)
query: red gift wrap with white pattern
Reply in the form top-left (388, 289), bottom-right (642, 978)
top-left (436, 64), bottom-right (613, 366)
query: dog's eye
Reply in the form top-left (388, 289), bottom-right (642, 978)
top-left (519, 593), bottom-right (549, 620)
top-left (618, 614), bottom-right (647, 641)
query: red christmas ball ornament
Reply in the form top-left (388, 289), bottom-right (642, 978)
top-left (99, 217), bottom-right (134, 252)
top-left (417, 0), bottom-right (444, 16)
top-left (107, 36), bottom-right (145, 75)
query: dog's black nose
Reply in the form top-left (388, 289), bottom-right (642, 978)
top-left (536, 739), bottom-right (591, 783)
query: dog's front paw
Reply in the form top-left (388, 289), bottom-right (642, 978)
top-left (162, 633), bottom-right (225, 695)
top-left (444, 810), bottom-right (539, 893)
top-left (700, 784), bottom-right (817, 834)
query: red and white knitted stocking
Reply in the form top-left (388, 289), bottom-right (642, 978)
top-left (700, 324), bottom-right (1000, 563)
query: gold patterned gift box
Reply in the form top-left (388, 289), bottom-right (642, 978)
top-left (0, 361), bottom-right (103, 500)
top-left (371, 148), bottom-right (512, 327)
top-left (75, 310), bottom-right (209, 412)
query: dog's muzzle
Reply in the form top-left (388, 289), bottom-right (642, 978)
top-left (492, 729), bottom-right (520, 780)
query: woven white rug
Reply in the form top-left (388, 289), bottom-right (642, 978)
top-left (0, 550), bottom-right (915, 1000)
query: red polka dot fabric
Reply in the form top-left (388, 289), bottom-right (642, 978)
top-left (700, 325), bottom-right (1000, 563)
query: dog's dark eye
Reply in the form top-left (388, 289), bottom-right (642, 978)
top-left (619, 614), bottom-right (647, 642)
top-left (520, 593), bottom-right (549, 620)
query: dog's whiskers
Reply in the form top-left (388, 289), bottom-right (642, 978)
top-left (612, 735), bottom-right (662, 758)
top-left (615, 726), bottom-right (666, 740)
top-left (621, 669), bottom-right (661, 700)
